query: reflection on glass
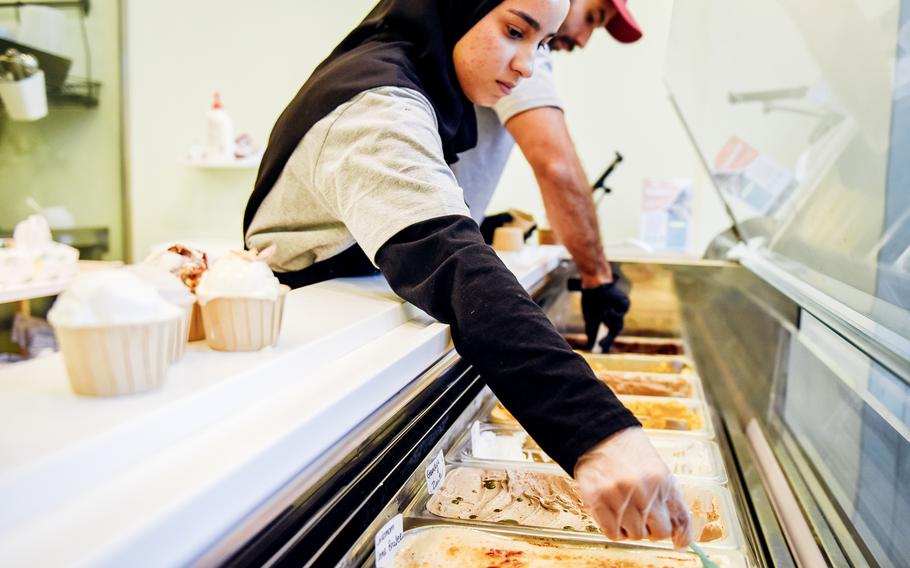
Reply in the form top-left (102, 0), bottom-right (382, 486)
top-left (665, 0), bottom-right (909, 350)
top-left (780, 313), bottom-right (910, 566)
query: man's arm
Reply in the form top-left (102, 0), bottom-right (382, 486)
top-left (505, 106), bottom-right (613, 288)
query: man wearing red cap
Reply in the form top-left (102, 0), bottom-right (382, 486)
top-left (451, 0), bottom-right (642, 352)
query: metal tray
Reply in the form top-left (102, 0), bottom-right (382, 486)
top-left (446, 422), bottom-right (727, 484)
top-left (385, 523), bottom-right (750, 567)
top-left (404, 466), bottom-right (745, 550)
top-left (484, 395), bottom-right (715, 439)
top-left (594, 369), bottom-right (705, 400)
top-left (580, 353), bottom-right (695, 375)
top-left (609, 336), bottom-right (689, 356)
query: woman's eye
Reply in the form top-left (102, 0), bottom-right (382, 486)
top-left (507, 25), bottom-right (523, 40)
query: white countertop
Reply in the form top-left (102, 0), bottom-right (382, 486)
top-left (0, 245), bottom-right (564, 567)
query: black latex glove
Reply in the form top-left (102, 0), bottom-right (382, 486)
top-left (574, 277), bottom-right (630, 352)
top-left (479, 212), bottom-right (537, 245)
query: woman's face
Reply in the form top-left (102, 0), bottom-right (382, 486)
top-left (454, 0), bottom-right (569, 107)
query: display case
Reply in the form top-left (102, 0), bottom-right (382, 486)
top-left (195, 2), bottom-right (909, 565)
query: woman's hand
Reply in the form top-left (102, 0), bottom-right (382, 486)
top-left (575, 426), bottom-right (692, 548)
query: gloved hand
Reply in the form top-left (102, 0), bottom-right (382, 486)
top-left (580, 276), bottom-right (630, 352)
top-left (575, 426), bottom-right (692, 548)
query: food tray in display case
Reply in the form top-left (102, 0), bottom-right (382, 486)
top-left (593, 369), bottom-right (704, 400)
top-left (403, 466), bottom-right (745, 550)
top-left (387, 524), bottom-right (749, 568)
top-left (447, 422), bottom-right (727, 484)
top-left (579, 353), bottom-right (695, 375)
top-left (609, 336), bottom-right (689, 356)
top-left (485, 395), bottom-right (715, 438)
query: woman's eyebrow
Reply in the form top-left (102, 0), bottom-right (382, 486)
top-left (508, 9), bottom-right (541, 31)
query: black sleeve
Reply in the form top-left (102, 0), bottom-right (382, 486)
top-left (375, 215), bottom-right (640, 475)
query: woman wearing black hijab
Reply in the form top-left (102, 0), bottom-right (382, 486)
top-left (245, 0), bottom-right (691, 547)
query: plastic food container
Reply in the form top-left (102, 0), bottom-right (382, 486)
top-left (609, 336), bottom-right (688, 356)
top-left (448, 422), bottom-right (726, 484)
top-left (594, 370), bottom-right (704, 400)
top-left (389, 524), bottom-right (749, 568)
top-left (580, 353), bottom-right (694, 375)
top-left (485, 396), bottom-right (714, 438)
top-left (405, 466), bottom-right (744, 550)
top-left (617, 395), bottom-right (715, 438)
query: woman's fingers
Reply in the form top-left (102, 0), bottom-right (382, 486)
top-left (667, 483), bottom-right (693, 549)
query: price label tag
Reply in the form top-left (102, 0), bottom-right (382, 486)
top-left (374, 514), bottom-right (404, 568)
top-left (425, 450), bottom-right (446, 495)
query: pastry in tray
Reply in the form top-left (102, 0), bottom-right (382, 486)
top-left (609, 337), bottom-right (685, 356)
top-left (595, 371), bottom-right (693, 398)
top-left (490, 398), bottom-right (704, 432)
top-left (619, 398), bottom-right (704, 432)
top-left (580, 353), bottom-right (692, 375)
top-left (426, 467), bottom-right (726, 543)
top-left (392, 526), bottom-right (728, 567)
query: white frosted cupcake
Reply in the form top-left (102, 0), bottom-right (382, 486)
top-left (145, 244), bottom-right (209, 341)
top-left (48, 270), bottom-right (183, 396)
top-left (195, 247), bottom-right (288, 352)
top-left (126, 264), bottom-right (195, 362)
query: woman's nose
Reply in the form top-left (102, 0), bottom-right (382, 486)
top-left (512, 47), bottom-right (535, 78)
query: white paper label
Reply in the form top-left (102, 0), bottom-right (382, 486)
top-left (374, 514), bottom-right (404, 568)
top-left (425, 450), bottom-right (446, 495)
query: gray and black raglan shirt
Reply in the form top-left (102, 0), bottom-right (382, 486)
top-left (245, 84), bottom-right (639, 475)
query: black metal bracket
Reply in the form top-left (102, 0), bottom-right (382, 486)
top-left (591, 151), bottom-right (624, 197)
top-left (0, 0), bottom-right (89, 16)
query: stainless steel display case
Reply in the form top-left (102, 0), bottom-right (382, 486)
top-left (190, 254), bottom-right (906, 567)
top-left (195, 0), bottom-right (910, 564)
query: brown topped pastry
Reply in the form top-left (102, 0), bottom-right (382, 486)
top-left (595, 371), bottom-right (693, 398)
top-left (143, 244), bottom-right (209, 293)
top-left (166, 244), bottom-right (209, 292)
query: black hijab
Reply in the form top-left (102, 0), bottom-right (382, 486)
top-left (243, 0), bottom-right (503, 235)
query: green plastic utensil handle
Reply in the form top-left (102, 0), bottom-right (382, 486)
top-left (690, 543), bottom-right (721, 568)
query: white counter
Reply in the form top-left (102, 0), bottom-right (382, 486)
top-left (0, 246), bottom-right (564, 567)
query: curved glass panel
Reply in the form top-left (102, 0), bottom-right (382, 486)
top-left (665, 0), bottom-right (910, 368)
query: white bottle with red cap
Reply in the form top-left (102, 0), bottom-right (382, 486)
top-left (206, 91), bottom-right (235, 161)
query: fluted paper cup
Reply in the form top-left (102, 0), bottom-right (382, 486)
top-left (54, 315), bottom-right (181, 396)
top-left (169, 298), bottom-right (195, 363)
top-left (201, 285), bottom-right (289, 352)
top-left (188, 300), bottom-right (206, 341)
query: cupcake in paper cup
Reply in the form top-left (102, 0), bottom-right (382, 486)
top-left (195, 246), bottom-right (289, 352)
top-left (145, 244), bottom-right (209, 341)
top-left (126, 264), bottom-right (194, 362)
top-left (48, 270), bottom-right (182, 397)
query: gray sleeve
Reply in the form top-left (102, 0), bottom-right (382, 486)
top-left (493, 48), bottom-right (563, 124)
top-left (313, 87), bottom-right (472, 263)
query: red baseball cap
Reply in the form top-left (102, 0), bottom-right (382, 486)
top-left (606, 0), bottom-right (643, 43)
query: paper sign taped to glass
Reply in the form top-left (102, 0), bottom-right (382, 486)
top-left (712, 136), bottom-right (797, 217)
top-left (640, 178), bottom-right (692, 252)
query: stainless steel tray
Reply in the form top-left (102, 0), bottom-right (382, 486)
top-left (484, 395), bottom-right (716, 439)
top-left (446, 422), bottom-right (728, 484)
top-left (580, 353), bottom-right (696, 375)
top-left (593, 369), bottom-right (705, 400)
top-left (404, 465), bottom-right (745, 550)
top-left (387, 523), bottom-right (750, 567)
top-left (609, 336), bottom-right (689, 356)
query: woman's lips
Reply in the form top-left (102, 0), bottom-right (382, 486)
top-left (497, 81), bottom-right (514, 96)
